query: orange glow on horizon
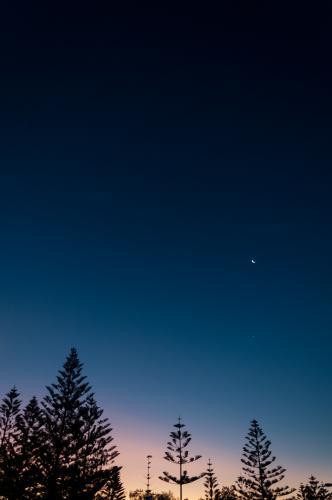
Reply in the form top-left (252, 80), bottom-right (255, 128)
top-left (110, 412), bottom-right (332, 499)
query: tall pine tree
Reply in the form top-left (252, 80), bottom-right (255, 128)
top-left (236, 420), bottom-right (294, 500)
top-left (159, 417), bottom-right (205, 500)
top-left (40, 347), bottom-right (119, 499)
top-left (204, 459), bottom-right (220, 500)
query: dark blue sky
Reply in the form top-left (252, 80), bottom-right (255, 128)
top-left (0, 2), bottom-right (331, 493)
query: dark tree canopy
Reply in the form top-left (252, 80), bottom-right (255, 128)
top-left (39, 347), bottom-right (119, 499)
top-left (220, 485), bottom-right (238, 500)
top-left (15, 396), bottom-right (45, 498)
top-left (129, 489), bottom-right (145, 500)
top-left (0, 387), bottom-right (21, 499)
top-left (0, 350), bottom-right (120, 499)
top-left (159, 417), bottom-right (205, 500)
top-left (297, 476), bottom-right (332, 500)
top-left (94, 466), bottom-right (126, 500)
top-left (0, 388), bottom-right (21, 448)
top-left (0, 351), bottom-right (330, 500)
top-left (236, 420), bottom-right (294, 500)
top-left (154, 492), bottom-right (177, 500)
top-left (129, 491), bottom-right (176, 500)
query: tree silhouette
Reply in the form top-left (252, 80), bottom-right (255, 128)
top-left (220, 485), bottom-right (238, 500)
top-left (129, 489), bottom-right (145, 500)
top-left (204, 459), bottom-right (220, 500)
top-left (40, 347), bottom-right (119, 499)
top-left (129, 491), bottom-right (176, 500)
top-left (159, 417), bottom-right (205, 500)
top-left (236, 420), bottom-right (294, 500)
top-left (0, 387), bottom-right (21, 498)
top-left (297, 476), bottom-right (332, 500)
top-left (155, 492), bottom-right (176, 500)
top-left (94, 466), bottom-right (126, 500)
top-left (15, 396), bottom-right (44, 498)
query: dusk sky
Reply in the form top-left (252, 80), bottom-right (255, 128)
top-left (0, 2), bottom-right (332, 497)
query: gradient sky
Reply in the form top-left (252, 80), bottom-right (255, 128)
top-left (0, 2), bottom-right (332, 497)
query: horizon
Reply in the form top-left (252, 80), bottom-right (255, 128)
top-left (4, 346), bottom-right (332, 498)
top-left (0, 2), bottom-right (331, 499)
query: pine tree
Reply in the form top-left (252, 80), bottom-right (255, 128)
top-left (204, 459), bottom-right (220, 500)
top-left (15, 396), bottom-right (45, 499)
top-left (159, 417), bottom-right (205, 500)
top-left (94, 466), bottom-right (125, 500)
top-left (297, 476), bottom-right (332, 500)
top-left (236, 420), bottom-right (294, 500)
top-left (0, 387), bottom-right (21, 499)
top-left (76, 393), bottom-right (119, 495)
top-left (40, 347), bottom-right (119, 499)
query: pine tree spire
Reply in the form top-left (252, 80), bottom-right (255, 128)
top-left (145, 454), bottom-right (153, 499)
top-left (159, 417), bottom-right (205, 500)
top-left (236, 419), bottom-right (294, 500)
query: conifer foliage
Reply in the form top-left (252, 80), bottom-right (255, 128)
top-left (0, 387), bottom-right (21, 498)
top-left (204, 459), bottom-right (220, 500)
top-left (220, 485), bottom-right (238, 500)
top-left (297, 476), bottom-right (332, 500)
top-left (0, 352), bottom-right (331, 500)
top-left (0, 349), bottom-right (121, 499)
top-left (236, 419), bottom-right (294, 500)
top-left (94, 466), bottom-right (126, 500)
top-left (40, 347), bottom-right (119, 499)
top-left (159, 417), bottom-right (205, 500)
top-left (15, 396), bottom-right (44, 498)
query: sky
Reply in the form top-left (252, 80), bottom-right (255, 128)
top-left (0, 2), bottom-right (332, 497)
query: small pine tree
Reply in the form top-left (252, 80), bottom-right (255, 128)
top-left (40, 347), bottom-right (119, 499)
top-left (159, 417), bottom-right (205, 500)
top-left (94, 467), bottom-right (125, 500)
top-left (0, 387), bottom-right (21, 499)
top-left (204, 459), bottom-right (220, 500)
top-left (297, 476), bottom-right (332, 500)
top-left (236, 420), bottom-right (294, 500)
